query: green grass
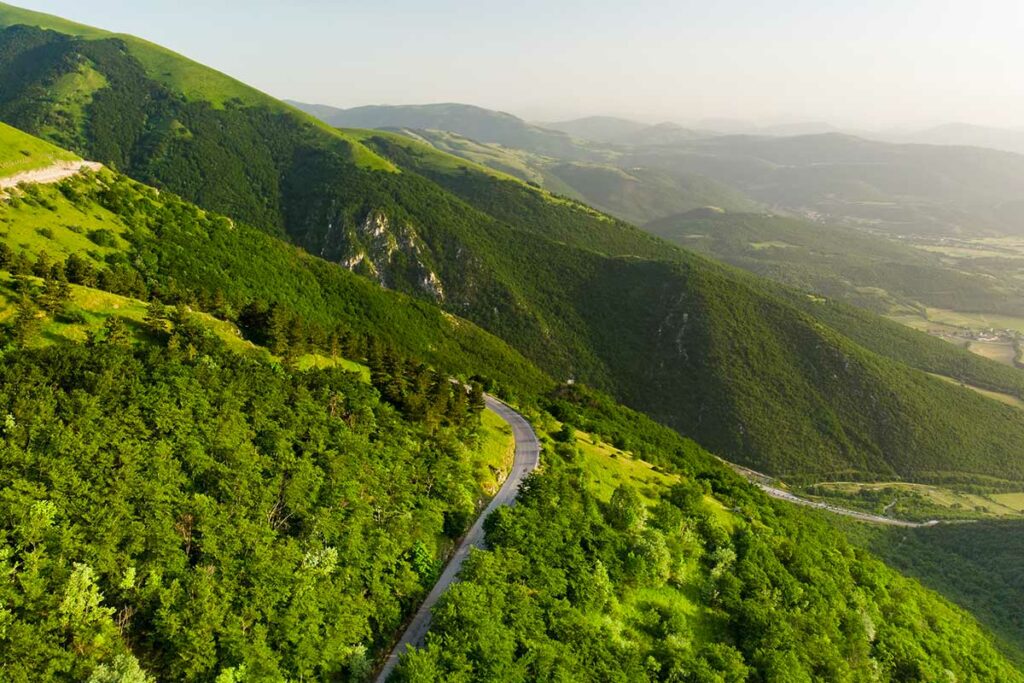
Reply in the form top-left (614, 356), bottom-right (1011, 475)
top-left (0, 122), bottom-right (78, 178)
top-left (0, 175), bottom-right (127, 263)
top-left (0, 271), bottom-right (259, 355)
top-left (294, 352), bottom-right (372, 381)
top-left (573, 429), bottom-right (679, 503)
top-left (348, 128), bottom-right (609, 216)
top-left (0, 2), bottom-right (397, 173)
top-left (469, 409), bottom-right (516, 498)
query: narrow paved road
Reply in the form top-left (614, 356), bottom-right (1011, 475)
top-left (757, 483), bottom-right (939, 527)
top-left (0, 160), bottom-right (102, 191)
top-left (374, 395), bottom-right (540, 682)
top-left (725, 460), bottom-right (941, 527)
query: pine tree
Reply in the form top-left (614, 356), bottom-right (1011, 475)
top-left (65, 253), bottom-right (97, 286)
top-left (11, 296), bottom-right (42, 346)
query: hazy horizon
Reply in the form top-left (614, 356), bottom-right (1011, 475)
top-left (15, 0), bottom-right (1024, 131)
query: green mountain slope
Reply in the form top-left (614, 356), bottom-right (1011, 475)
top-left (297, 106), bottom-right (761, 224)
top-left (3, 8), bottom-right (1024, 489)
top-left (396, 389), bottom-right (1024, 682)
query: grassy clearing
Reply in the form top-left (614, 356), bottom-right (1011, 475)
top-left (573, 429), bottom-right (679, 503)
top-left (295, 353), bottom-right (372, 381)
top-left (967, 340), bottom-right (1018, 366)
top-left (0, 122), bottom-right (78, 179)
top-left (924, 307), bottom-right (1024, 334)
top-left (989, 492), bottom-right (1024, 511)
top-left (0, 271), bottom-right (258, 354)
top-left (468, 409), bottom-right (516, 498)
top-left (0, 179), bottom-right (128, 263)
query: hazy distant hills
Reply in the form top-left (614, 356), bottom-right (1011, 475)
top-left (621, 132), bottom-right (1024, 236)
top-left (291, 103), bottom-right (761, 223)
top-left (286, 100), bottom-right (599, 160)
top-left (542, 116), bottom-right (713, 145)
top-left (880, 122), bottom-right (1024, 157)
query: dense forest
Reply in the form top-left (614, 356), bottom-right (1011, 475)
top-left (0, 333), bottom-right (497, 681)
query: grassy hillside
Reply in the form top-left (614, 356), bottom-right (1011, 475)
top-left (0, 120), bottom-right (77, 177)
top-left (306, 109), bottom-right (761, 224)
top-left (288, 100), bottom-right (602, 161)
top-left (0, 169), bottom-right (550, 397)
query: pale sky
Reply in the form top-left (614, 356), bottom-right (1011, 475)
top-left (14, 0), bottom-right (1024, 129)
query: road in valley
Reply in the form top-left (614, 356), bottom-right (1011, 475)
top-left (374, 395), bottom-right (540, 682)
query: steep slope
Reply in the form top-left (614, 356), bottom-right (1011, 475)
top-left (396, 389), bottom-right (1024, 682)
top-left (4, 11), bottom-right (1024, 488)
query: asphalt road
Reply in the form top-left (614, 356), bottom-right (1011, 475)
top-left (374, 395), bottom-right (540, 682)
top-left (757, 483), bottom-right (939, 527)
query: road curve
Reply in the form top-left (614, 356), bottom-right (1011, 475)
top-left (374, 395), bottom-right (541, 682)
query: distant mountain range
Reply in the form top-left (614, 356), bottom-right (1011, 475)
top-left (879, 122), bottom-right (1024, 156)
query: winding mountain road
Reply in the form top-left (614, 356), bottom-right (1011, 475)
top-left (374, 395), bottom-right (540, 682)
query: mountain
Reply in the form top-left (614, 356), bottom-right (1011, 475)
top-left (0, 154), bottom-right (1019, 679)
top-left (399, 128), bottom-right (760, 224)
top-left (541, 117), bottom-right (714, 145)
top-left (0, 9), bottom-right (1022, 680)
top-left (889, 122), bottom-right (1024, 156)
top-left (4, 2), bottom-right (1024, 490)
top-left (292, 102), bottom-right (761, 223)
top-left (0, 120), bottom-right (78, 175)
top-left (286, 100), bottom-right (599, 160)
top-left (621, 132), bottom-right (1024, 236)
top-left (540, 115), bottom-right (651, 142)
